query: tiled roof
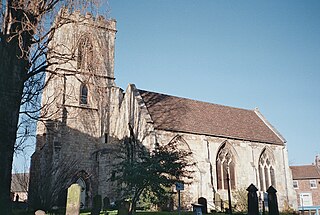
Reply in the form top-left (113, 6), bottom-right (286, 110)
top-left (290, 165), bottom-right (320, 180)
top-left (138, 90), bottom-right (284, 145)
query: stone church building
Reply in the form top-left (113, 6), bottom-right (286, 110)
top-left (29, 12), bottom-right (297, 211)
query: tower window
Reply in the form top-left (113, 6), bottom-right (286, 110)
top-left (80, 84), bottom-right (88, 105)
top-left (77, 36), bottom-right (93, 70)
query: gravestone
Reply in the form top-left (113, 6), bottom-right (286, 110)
top-left (198, 197), bottom-right (207, 214)
top-left (214, 193), bottom-right (222, 211)
top-left (91, 195), bottom-right (102, 215)
top-left (118, 200), bottom-right (130, 215)
top-left (66, 184), bottom-right (81, 215)
top-left (103, 197), bottom-right (110, 211)
top-left (246, 184), bottom-right (259, 215)
top-left (267, 186), bottom-right (279, 215)
top-left (35, 210), bottom-right (46, 215)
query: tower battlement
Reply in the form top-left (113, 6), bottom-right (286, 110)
top-left (58, 8), bottom-right (117, 32)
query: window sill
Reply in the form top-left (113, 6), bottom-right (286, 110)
top-left (64, 104), bottom-right (98, 110)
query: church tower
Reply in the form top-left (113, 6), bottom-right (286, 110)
top-left (29, 11), bottom-right (119, 208)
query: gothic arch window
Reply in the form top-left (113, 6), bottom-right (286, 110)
top-left (77, 36), bottom-right (93, 70)
top-left (80, 84), bottom-right (88, 105)
top-left (216, 143), bottom-right (236, 190)
top-left (259, 149), bottom-right (276, 191)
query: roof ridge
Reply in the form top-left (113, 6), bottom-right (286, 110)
top-left (138, 88), bottom-right (255, 112)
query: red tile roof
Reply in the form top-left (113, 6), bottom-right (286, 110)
top-left (138, 90), bottom-right (284, 145)
top-left (290, 165), bottom-right (320, 180)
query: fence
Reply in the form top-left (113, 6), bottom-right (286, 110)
top-left (298, 206), bottom-right (320, 215)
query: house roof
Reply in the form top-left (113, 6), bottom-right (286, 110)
top-left (138, 89), bottom-right (284, 145)
top-left (290, 165), bottom-right (320, 180)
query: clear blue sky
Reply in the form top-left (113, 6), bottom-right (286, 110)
top-left (107, 0), bottom-right (320, 165)
top-left (13, 0), bottom-right (320, 172)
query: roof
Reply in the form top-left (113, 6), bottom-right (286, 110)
top-left (11, 173), bottom-right (29, 192)
top-left (138, 89), bottom-right (284, 145)
top-left (290, 165), bottom-right (320, 180)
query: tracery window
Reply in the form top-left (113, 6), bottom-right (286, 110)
top-left (77, 36), bottom-right (93, 70)
top-left (80, 84), bottom-right (88, 105)
top-left (259, 150), bottom-right (276, 191)
top-left (216, 144), bottom-right (236, 190)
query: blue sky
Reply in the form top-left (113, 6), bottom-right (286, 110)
top-left (12, 0), bottom-right (320, 172)
top-left (107, 0), bottom-right (320, 165)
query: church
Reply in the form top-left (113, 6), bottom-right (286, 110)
top-left (29, 11), bottom-right (297, 211)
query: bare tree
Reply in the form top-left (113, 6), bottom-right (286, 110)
top-left (29, 156), bottom-right (81, 211)
top-left (0, 1), bottom-right (106, 213)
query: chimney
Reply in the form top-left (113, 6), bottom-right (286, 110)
top-left (316, 155), bottom-right (320, 168)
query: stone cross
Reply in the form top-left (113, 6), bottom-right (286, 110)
top-left (267, 186), bottom-right (279, 215)
top-left (66, 184), bottom-right (81, 215)
top-left (246, 184), bottom-right (259, 215)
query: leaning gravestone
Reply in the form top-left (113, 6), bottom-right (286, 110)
top-left (66, 184), bottom-right (81, 215)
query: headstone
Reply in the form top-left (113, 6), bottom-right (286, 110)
top-left (66, 184), bottom-right (81, 215)
top-left (91, 195), bottom-right (102, 215)
top-left (214, 193), bottom-right (222, 211)
top-left (103, 197), bottom-right (110, 211)
top-left (267, 186), bottom-right (279, 215)
top-left (118, 200), bottom-right (130, 215)
top-left (246, 184), bottom-right (259, 215)
top-left (198, 197), bottom-right (207, 214)
top-left (192, 203), bottom-right (203, 215)
top-left (35, 210), bottom-right (46, 215)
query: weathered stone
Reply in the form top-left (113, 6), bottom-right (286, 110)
top-left (66, 184), bottom-right (81, 215)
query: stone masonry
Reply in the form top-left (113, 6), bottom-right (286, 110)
top-left (29, 12), bottom-right (298, 211)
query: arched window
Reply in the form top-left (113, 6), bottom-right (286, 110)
top-left (77, 36), bottom-right (93, 70)
top-left (80, 84), bottom-right (88, 105)
top-left (216, 143), bottom-right (236, 190)
top-left (259, 149), bottom-right (276, 191)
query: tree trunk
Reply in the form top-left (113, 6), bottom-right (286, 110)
top-left (0, 36), bottom-right (28, 215)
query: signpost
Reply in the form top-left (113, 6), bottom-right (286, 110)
top-left (176, 182), bottom-right (184, 215)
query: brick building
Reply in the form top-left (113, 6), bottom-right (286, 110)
top-left (290, 156), bottom-right (320, 207)
top-left (29, 11), bottom-right (298, 211)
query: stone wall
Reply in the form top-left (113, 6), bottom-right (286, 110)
top-left (29, 12), bottom-right (117, 208)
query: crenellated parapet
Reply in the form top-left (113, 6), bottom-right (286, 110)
top-left (55, 8), bottom-right (117, 32)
